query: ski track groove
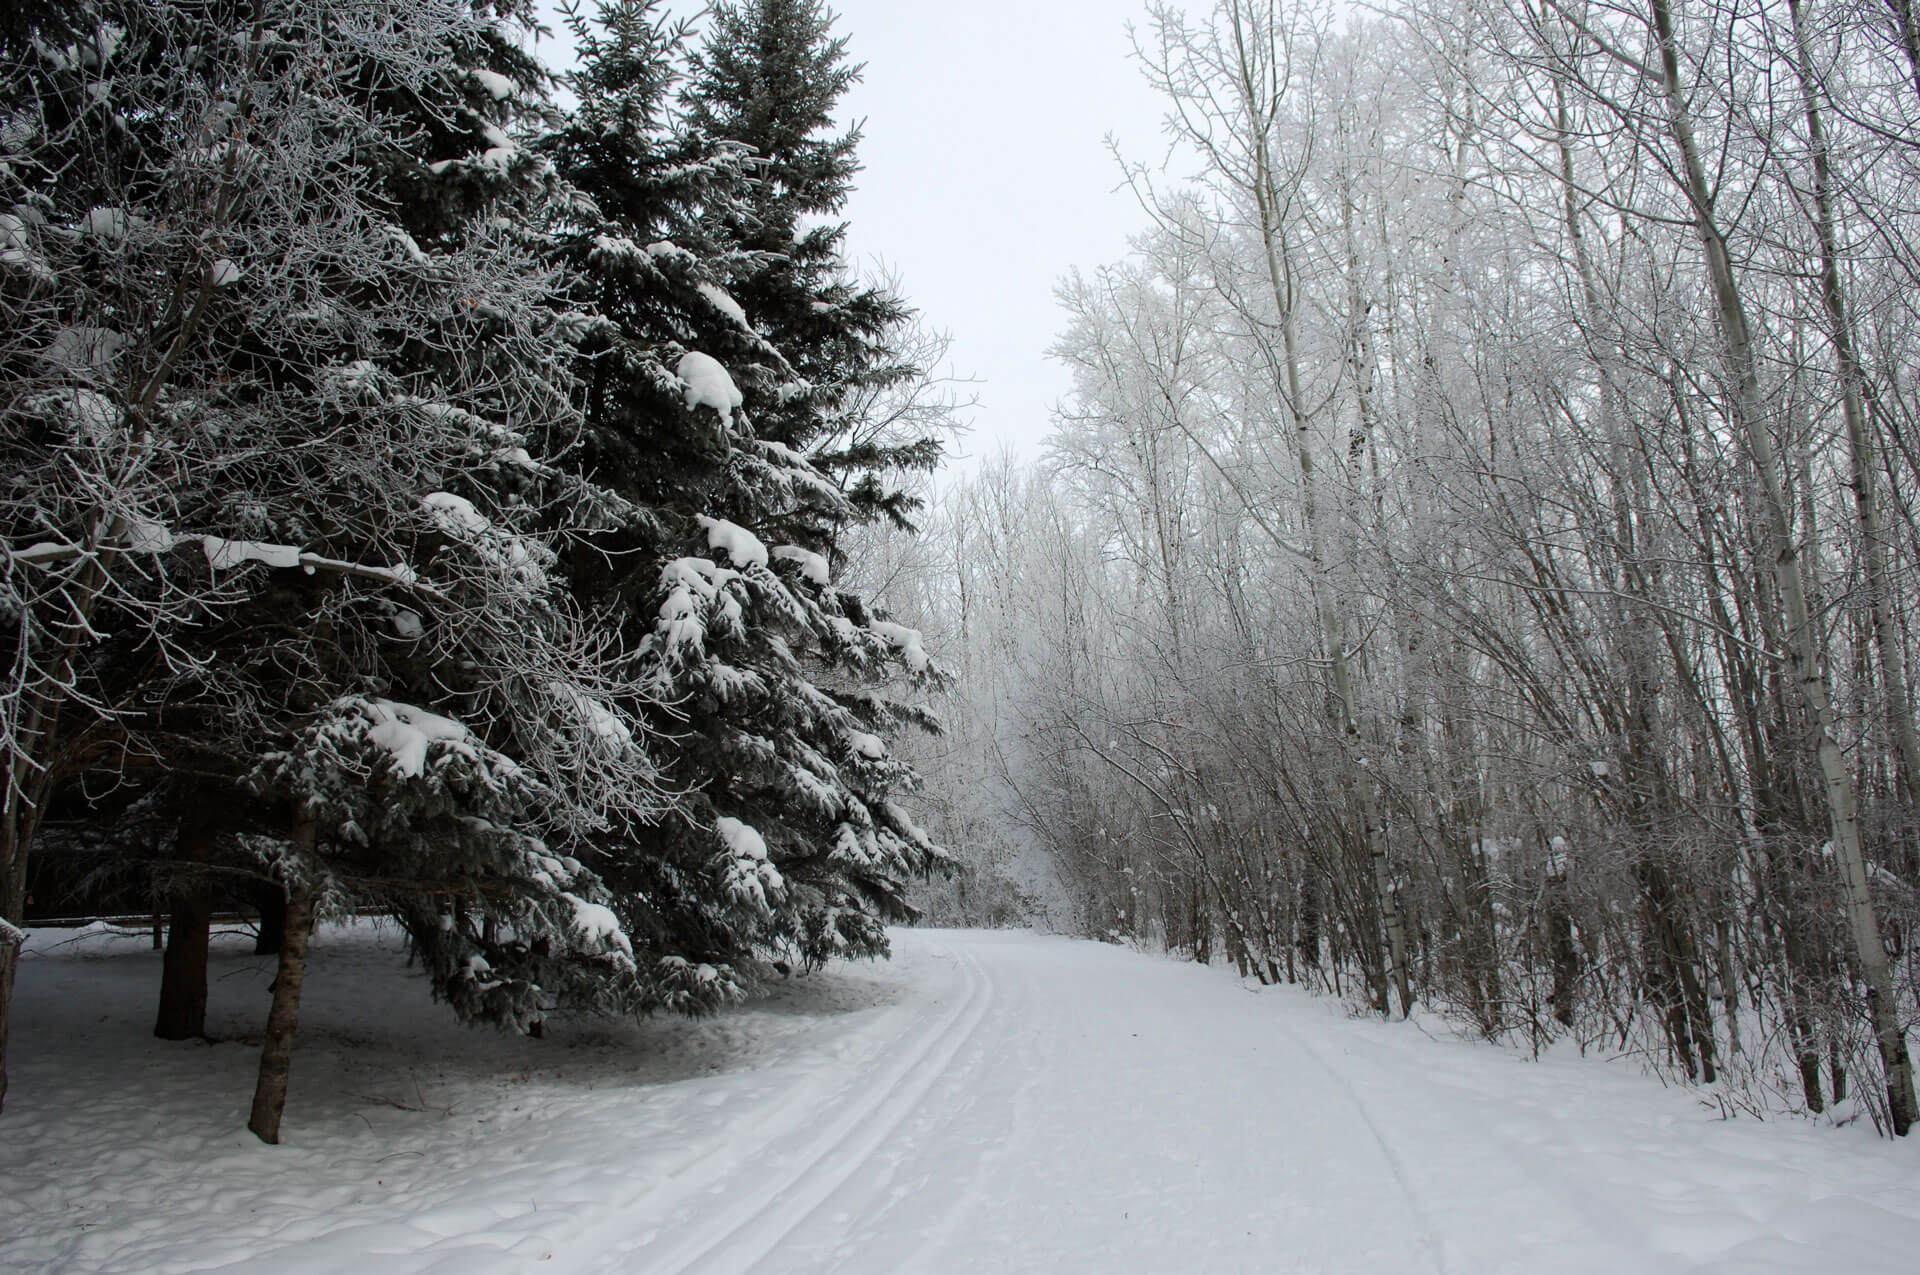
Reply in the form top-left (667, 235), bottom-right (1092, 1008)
top-left (1353, 1026), bottom-right (1680, 1270)
top-left (1267, 1009), bottom-right (1454, 1275)
top-left (1274, 1002), bottom-right (1678, 1274)
top-left (890, 958), bottom-right (1047, 1275)
top-left (626, 939), bottom-right (994, 1275)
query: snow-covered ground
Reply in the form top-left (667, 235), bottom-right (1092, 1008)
top-left (4, 924), bottom-right (1917, 1273)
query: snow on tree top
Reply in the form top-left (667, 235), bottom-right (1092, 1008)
top-left (847, 730), bottom-right (886, 760)
top-left (697, 515), bottom-right (768, 569)
top-left (676, 351), bottom-right (743, 427)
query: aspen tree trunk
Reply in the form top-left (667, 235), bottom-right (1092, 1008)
top-left (248, 819), bottom-right (316, 1145)
top-left (1262, 193), bottom-right (1410, 1016)
top-left (1220, 0), bottom-right (1410, 1017)
top-left (1788, 0), bottom-right (1920, 817)
top-left (1649, 0), bottom-right (1917, 1132)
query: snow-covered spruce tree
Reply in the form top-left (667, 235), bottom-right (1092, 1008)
top-left (682, 0), bottom-right (943, 531)
top-left (540, 0), bottom-right (949, 981)
top-left (0, 0), bottom-right (660, 1127)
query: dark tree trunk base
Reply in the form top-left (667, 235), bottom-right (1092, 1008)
top-left (255, 888), bottom-right (287, 957)
top-left (154, 900), bottom-right (212, 1040)
top-left (155, 822), bottom-right (216, 1041)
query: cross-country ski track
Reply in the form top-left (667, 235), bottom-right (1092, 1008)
top-left (4, 925), bottom-right (1918, 1273)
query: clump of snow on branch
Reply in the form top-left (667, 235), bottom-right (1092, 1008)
top-left (772, 544), bottom-right (830, 585)
top-left (697, 514), bottom-right (768, 569)
top-left (716, 815), bottom-right (784, 912)
top-left (562, 894), bottom-right (634, 959)
top-left (676, 351), bottom-right (743, 426)
top-left (549, 680), bottom-right (635, 751)
top-left (363, 699), bottom-right (472, 780)
top-left (655, 557), bottom-right (745, 655)
top-left (697, 281), bottom-right (749, 328)
top-left (203, 536), bottom-right (302, 571)
top-left (869, 619), bottom-right (929, 672)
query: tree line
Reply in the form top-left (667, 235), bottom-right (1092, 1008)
top-left (885, 0), bottom-right (1920, 1136)
top-left (0, 0), bottom-right (953, 1140)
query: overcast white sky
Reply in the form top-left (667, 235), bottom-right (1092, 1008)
top-left (534, 2), bottom-right (1182, 465)
top-left (819, 2), bottom-right (1180, 464)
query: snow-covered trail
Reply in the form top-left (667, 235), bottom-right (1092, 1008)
top-left (582, 929), bottom-right (1920, 1275)
top-left (5, 925), bottom-right (1918, 1273)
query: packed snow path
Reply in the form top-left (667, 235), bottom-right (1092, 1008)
top-left (4, 926), bottom-right (1918, 1272)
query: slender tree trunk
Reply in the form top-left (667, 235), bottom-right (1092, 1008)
top-left (0, 709), bottom-right (58, 1115)
top-left (1262, 186), bottom-right (1411, 1018)
top-left (0, 917), bottom-right (21, 1116)
top-left (1884, 0), bottom-right (1920, 104)
top-left (1650, 0), bottom-right (1918, 1132)
top-left (1789, 0), bottom-right (1920, 817)
top-left (248, 875), bottom-right (313, 1146)
top-left (1545, 860), bottom-right (1578, 1029)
